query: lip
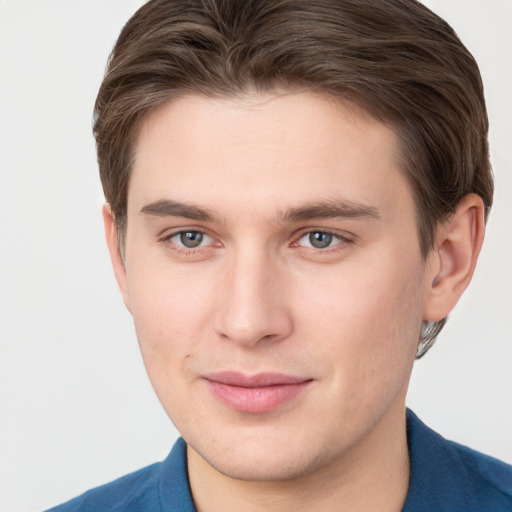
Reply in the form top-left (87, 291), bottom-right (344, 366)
top-left (203, 372), bottom-right (313, 413)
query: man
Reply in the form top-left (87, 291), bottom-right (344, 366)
top-left (47, 0), bottom-right (512, 510)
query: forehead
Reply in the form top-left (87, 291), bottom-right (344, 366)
top-left (129, 92), bottom-right (412, 223)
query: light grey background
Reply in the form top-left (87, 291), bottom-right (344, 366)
top-left (0, 1), bottom-right (510, 511)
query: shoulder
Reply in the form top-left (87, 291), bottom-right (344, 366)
top-left (444, 437), bottom-right (512, 507)
top-left (44, 438), bottom-right (195, 512)
top-left (44, 462), bottom-right (163, 512)
top-left (404, 409), bottom-right (512, 511)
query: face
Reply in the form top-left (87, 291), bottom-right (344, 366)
top-left (112, 92), bottom-right (428, 481)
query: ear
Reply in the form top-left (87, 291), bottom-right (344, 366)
top-left (423, 194), bottom-right (486, 322)
top-left (102, 204), bottom-right (131, 313)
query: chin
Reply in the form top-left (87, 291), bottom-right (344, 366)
top-left (187, 426), bottom-right (339, 482)
top-left (203, 450), bottom-right (323, 482)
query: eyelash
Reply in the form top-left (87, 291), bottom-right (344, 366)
top-left (159, 229), bottom-right (214, 254)
top-left (158, 229), bottom-right (354, 257)
top-left (293, 230), bottom-right (353, 254)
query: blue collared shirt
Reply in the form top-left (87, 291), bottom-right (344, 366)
top-left (46, 410), bottom-right (512, 512)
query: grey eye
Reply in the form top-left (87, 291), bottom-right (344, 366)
top-left (308, 232), bottom-right (333, 249)
top-left (180, 231), bottom-right (204, 248)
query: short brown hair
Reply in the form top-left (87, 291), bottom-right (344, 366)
top-left (94, 0), bottom-right (493, 357)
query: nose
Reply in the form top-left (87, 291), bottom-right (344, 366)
top-left (213, 249), bottom-right (293, 348)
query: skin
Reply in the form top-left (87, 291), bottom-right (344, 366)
top-left (104, 92), bottom-right (485, 512)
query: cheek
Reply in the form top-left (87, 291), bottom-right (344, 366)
top-left (356, 272), bottom-right (423, 394)
top-left (125, 263), bottom-right (217, 382)
top-left (126, 271), bottom-right (215, 431)
top-left (296, 257), bottom-right (424, 398)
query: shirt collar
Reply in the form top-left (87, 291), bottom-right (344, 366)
top-left (402, 408), bottom-right (473, 511)
top-left (157, 410), bottom-right (478, 512)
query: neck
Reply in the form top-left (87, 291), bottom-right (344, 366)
top-left (187, 404), bottom-right (410, 512)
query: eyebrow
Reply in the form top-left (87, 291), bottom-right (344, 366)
top-left (140, 199), bottom-right (215, 221)
top-left (281, 200), bottom-right (381, 222)
top-left (140, 198), bottom-right (381, 223)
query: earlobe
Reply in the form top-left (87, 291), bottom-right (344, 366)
top-left (423, 194), bottom-right (486, 322)
top-left (102, 204), bottom-right (131, 312)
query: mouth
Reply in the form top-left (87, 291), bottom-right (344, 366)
top-left (203, 372), bottom-right (313, 413)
